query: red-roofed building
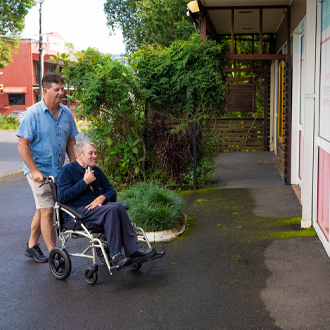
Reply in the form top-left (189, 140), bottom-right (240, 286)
top-left (0, 32), bottom-right (77, 116)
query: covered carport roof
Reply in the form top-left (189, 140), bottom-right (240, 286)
top-left (195, 0), bottom-right (291, 34)
top-left (188, 0), bottom-right (292, 58)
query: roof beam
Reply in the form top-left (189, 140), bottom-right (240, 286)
top-left (206, 5), bottom-right (289, 10)
top-left (222, 54), bottom-right (287, 60)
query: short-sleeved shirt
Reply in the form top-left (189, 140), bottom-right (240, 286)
top-left (16, 99), bottom-right (78, 179)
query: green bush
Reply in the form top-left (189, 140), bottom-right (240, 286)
top-left (119, 182), bottom-right (185, 231)
top-left (0, 114), bottom-right (19, 130)
top-left (130, 33), bottom-right (226, 117)
top-left (183, 156), bottom-right (216, 187)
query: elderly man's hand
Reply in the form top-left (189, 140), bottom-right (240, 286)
top-left (86, 195), bottom-right (107, 210)
top-left (83, 169), bottom-right (96, 185)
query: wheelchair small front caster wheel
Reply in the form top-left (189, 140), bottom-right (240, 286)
top-left (131, 263), bottom-right (142, 271)
top-left (49, 247), bottom-right (71, 280)
top-left (84, 268), bottom-right (98, 285)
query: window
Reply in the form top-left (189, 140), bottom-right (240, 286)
top-left (9, 94), bottom-right (25, 105)
top-left (48, 65), bottom-right (55, 73)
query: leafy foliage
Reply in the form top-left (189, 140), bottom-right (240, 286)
top-left (0, 114), bottom-right (19, 130)
top-left (0, 0), bottom-right (35, 68)
top-left (59, 36), bottom-right (224, 188)
top-left (61, 48), bottom-right (146, 186)
top-left (182, 156), bottom-right (216, 187)
top-left (145, 118), bottom-right (203, 184)
top-left (104, 0), bottom-right (194, 53)
top-left (119, 182), bottom-right (185, 231)
top-left (130, 34), bottom-right (226, 117)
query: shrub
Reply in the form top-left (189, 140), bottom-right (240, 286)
top-left (182, 156), bottom-right (216, 187)
top-left (119, 182), bottom-right (185, 231)
top-left (144, 118), bottom-right (203, 184)
top-left (130, 33), bottom-right (226, 117)
top-left (0, 114), bottom-right (19, 130)
top-left (62, 48), bottom-right (146, 186)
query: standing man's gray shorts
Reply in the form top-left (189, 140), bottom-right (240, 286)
top-left (26, 173), bottom-right (54, 209)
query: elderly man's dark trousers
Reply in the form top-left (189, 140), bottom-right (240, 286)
top-left (75, 202), bottom-right (142, 257)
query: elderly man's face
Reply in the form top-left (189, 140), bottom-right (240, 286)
top-left (78, 144), bottom-right (98, 168)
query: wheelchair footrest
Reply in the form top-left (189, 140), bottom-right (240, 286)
top-left (109, 251), bottom-right (165, 272)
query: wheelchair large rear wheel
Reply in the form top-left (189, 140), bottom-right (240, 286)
top-left (49, 247), bottom-right (71, 280)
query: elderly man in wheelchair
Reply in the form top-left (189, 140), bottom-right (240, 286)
top-left (51, 141), bottom-right (159, 284)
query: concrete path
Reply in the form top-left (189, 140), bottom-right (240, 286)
top-left (1, 151), bottom-right (330, 329)
top-left (214, 151), bottom-right (284, 188)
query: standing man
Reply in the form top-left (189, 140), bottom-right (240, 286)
top-left (17, 72), bottom-right (78, 262)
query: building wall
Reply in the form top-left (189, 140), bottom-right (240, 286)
top-left (0, 42), bottom-right (34, 115)
top-left (276, 0), bottom-right (307, 53)
top-left (0, 32), bottom-right (77, 116)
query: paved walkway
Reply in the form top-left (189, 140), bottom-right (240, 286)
top-left (209, 151), bottom-right (330, 329)
top-left (214, 151), bottom-right (284, 188)
top-left (1, 151), bottom-right (330, 329)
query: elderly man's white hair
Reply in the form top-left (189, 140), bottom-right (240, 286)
top-left (74, 141), bottom-right (96, 158)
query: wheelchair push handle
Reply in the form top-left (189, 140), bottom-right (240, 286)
top-left (39, 176), bottom-right (56, 188)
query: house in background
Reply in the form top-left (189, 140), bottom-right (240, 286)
top-left (188, 0), bottom-right (330, 256)
top-left (0, 32), bottom-right (77, 116)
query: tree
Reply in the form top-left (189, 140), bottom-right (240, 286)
top-left (62, 48), bottom-right (146, 186)
top-left (104, 0), bottom-right (194, 53)
top-left (0, 0), bottom-right (35, 68)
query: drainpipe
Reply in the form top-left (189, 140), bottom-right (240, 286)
top-left (301, 0), bottom-right (317, 228)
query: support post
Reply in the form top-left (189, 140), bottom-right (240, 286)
top-left (287, 6), bottom-right (291, 55)
top-left (263, 71), bottom-right (269, 151)
top-left (231, 9), bottom-right (234, 54)
top-left (201, 6), bottom-right (207, 42)
top-left (39, 0), bottom-right (44, 101)
top-left (301, 0), bottom-right (317, 228)
top-left (193, 122), bottom-right (197, 191)
top-left (259, 9), bottom-right (263, 54)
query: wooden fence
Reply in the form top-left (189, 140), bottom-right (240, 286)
top-left (203, 117), bottom-right (265, 152)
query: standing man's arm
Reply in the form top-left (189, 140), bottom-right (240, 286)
top-left (66, 137), bottom-right (76, 163)
top-left (18, 137), bottom-right (44, 183)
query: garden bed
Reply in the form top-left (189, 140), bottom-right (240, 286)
top-left (139, 212), bottom-right (187, 243)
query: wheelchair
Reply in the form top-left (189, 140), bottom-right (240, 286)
top-left (42, 176), bottom-right (164, 285)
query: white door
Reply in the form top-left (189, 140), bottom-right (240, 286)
top-left (313, 0), bottom-right (330, 253)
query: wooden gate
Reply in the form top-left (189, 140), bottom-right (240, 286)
top-left (224, 75), bottom-right (256, 114)
top-left (205, 117), bottom-right (265, 151)
top-left (204, 71), bottom-right (270, 152)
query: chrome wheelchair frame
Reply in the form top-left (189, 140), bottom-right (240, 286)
top-left (43, 176), bottom-right (164, 285)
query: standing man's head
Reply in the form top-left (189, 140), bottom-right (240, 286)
top-left (42, 73), bottom-right (65, 110)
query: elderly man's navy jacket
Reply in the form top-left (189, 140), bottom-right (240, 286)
top-left (58, 161), bottom-right (117, 214)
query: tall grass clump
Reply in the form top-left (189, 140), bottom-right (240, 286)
top-left (119, 183), bottom-right (185, 232)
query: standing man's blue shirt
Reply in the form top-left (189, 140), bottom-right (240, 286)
top-left (17, 99), bottom-right (78, 179)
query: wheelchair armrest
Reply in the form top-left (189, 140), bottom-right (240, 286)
top-left (59, 204), bottom-right (85, 221)
top-left (116, 199), bottom-right (129, 210)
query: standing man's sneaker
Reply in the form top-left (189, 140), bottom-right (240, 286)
top-left (25, 243), bottom-right (48, 263)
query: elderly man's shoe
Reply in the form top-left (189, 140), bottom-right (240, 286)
top-left (25, 243), bottom-right (48, 263)
top-left (130, 247), bottom-right (156, 261)
top-left (112, 253), bottom-right (131, 268)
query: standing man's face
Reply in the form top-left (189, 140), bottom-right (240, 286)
top-left (43, 82), bottom-right (65, 107)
